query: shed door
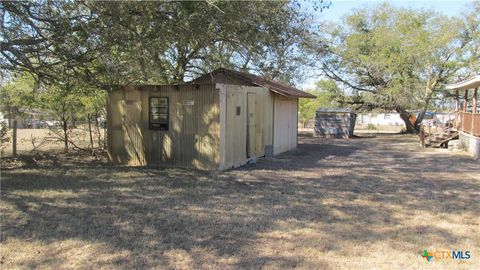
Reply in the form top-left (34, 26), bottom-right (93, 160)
top-left (247, 93), bottom-right (256, 158)
top-left (123, 100), bottom-right (145, 165)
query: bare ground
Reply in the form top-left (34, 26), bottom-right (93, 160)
top-left (1, 135), bottom-right (479, 269)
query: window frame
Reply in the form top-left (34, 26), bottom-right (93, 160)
top-left (149, 97), bottom-right (169, 131)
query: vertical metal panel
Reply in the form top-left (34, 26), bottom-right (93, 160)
top-left (247, 93), bottom-right (256, 158)
top-left (225, 85), bottom-right (247, 168)
top-left (119, 87), bottom-right (145, 165)
top-left (273, 95), bottom-right (298, 155)
top-left (256, 88), bottom-right (273, 156)
top-left (222, 85), bottom-right (273, 169)
top-left (107, 90), bottom-right (128, 163)
top-left (107, 84), bottom-right (220, 170)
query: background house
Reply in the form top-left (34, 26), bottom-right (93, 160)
top-left (356, 112), bottom-right (404, 126)
top-left (107, 68), bottom-right (315, 170)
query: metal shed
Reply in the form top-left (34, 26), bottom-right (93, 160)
top-left (314, 108), bottom-right (356, 138)
top-left (107, 68), bottom-right (315, 170)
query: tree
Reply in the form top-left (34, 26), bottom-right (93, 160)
top-left (310, 3), bottom-right (479, 133)
top-left (86, 0), bottom-right (327, 85)
top-left (38, 66), bottom-right (84, 153)
top-left (2, 1), bottom-right (331, 155)
top-left (0, 73), bottom-right (36, 157)
top-left (298, 80), bottom-right (341, 127)
top-left (78, 86), bottom-right (106, 152)
top-left (1, 1), bottom-right (97, 84)
top-left (2, 1), bottom-right (329, 87)
top-left (0, 121), bottom-right (8, 156)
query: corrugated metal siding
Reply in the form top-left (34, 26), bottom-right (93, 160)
top-left (314, 112), bottom-right (355, 138)
top-left (224, 85), bottom-right (247, 168)
top-left (273, 95), bottom-right (298, 155)
top-left (107, 84), bottom-right (220, 169)
top-left (222, 85), bottom-right (273, 169)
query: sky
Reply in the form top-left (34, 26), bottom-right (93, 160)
top-left (317, 0), bottom-right (474, 22)
top-left (299, 0), bottom-right (476, 89)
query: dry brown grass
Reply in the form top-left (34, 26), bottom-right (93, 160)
top-left (1, 135), bottom-right (479, 269)
top-left (1, 128), bottom-right (106, 157)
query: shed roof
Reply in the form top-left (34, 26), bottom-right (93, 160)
top-left (191, 68), bottom-right (316, 99)
top-left (316, 108), bottom-right (354, 113)
top-left (445, 74), bottom-right (480, 91)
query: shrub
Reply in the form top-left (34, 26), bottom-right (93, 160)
top-left (0, 121), bottom-right (9, 153)
top-left (367, 123), bottom-right (377, 130)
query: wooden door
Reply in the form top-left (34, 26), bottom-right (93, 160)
top-left (247, 93), bottom-right (256, 158)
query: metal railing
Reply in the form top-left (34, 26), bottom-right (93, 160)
top-left (456, 111), bottom-right (480, 137)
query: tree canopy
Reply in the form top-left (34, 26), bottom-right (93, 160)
top-left (309, 2), bottom-right (479, 132)
top-left (298, 80), bottom-right (341, 126)
top-left (1, 0), bottom-right (329, 86)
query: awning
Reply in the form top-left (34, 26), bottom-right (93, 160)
top-left (445, 75), bottom-right (480, 91)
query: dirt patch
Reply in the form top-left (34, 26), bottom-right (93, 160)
top-left (1, 135), bottom-right (479, 269)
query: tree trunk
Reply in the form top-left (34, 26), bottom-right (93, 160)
top-left (12, 119), bottom-right (17, 158)
top-left (62, 119), bottom-right (69, 153)
top-left (87, 114), bottom-right (94, 153)
top-left (414, 89), bottom-right (435, 131)
top-left (395, 105), bottom-right (416, 133)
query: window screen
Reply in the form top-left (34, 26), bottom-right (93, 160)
top-left (149, 97), bottom-right (168, 130)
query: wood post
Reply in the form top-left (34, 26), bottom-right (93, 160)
top-left (455, 90), bottom-right (459, 111)
top-left (473, 87), bottom-right (478, 114)
top-left (472, 88), bottom-right (477, 134)
top-left (419, 125), bottom-right (425, 148)
top-left (462, 89), bottom-right (468, 132)
top-left (455, 90), bottom-right (459, 129)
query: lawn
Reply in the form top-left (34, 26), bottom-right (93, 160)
top-left (1, 135), bottom-right (479, 269)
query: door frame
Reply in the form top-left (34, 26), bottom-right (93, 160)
top-left (246, 92), bottom-right (256, 159)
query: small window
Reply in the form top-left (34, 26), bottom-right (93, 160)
top-left (236, 106), bottom-right (241, 116)
top-left (149, 97), bottom-right (168, 130)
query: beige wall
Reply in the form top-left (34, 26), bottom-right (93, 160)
top-left (273, 95), bottom-right (298, 155)
top-left (219, 84), bottom-right (274, 170)
top-left (108, 83), bottom-right (298, 170)
top-left (107, 84), bottom-right (220, 170)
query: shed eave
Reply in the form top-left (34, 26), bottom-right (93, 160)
top-left (266, 87), bottom-right (316, 99)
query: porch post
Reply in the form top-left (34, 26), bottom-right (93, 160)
top-left (455, 89), bottom-right (460, 129)
top-left (473, 87), bottom-right (478, 114)
top-left (473, 88), bottom-right (477, 135)
top-left (455, 89), bottom-right (459, 111)
top-left (463, 89), bottom-right (468, 132)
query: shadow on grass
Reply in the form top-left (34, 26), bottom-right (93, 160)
top-left (1, 135), bottom-right (479, 269)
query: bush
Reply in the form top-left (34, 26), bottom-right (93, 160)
top-left (367, 123), bottom-right (377, 130)
top-left (0, 121), bottom-right (9, 152)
